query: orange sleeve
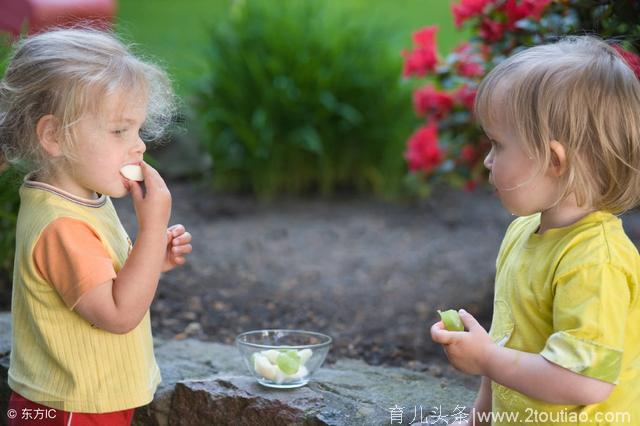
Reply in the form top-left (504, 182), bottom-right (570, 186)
top-left (33, 217), bottom-right (117, 310)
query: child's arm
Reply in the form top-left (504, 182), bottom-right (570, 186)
top-left (431, 310), bottom-right (615, 406)
top-left (471, 376), bottom-right (492, 425)
top-left (482, 341), bottom-right (613, 405)
top-left (74, 162), bottom-right (172, 334)
top-left (451, 376), bottom-right (492, 426)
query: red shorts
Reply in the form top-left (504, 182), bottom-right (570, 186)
top-left (7, 392), bottom-right (134, 426)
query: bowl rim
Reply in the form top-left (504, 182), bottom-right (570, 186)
top-left (235, 329), bottom-right (332, 349)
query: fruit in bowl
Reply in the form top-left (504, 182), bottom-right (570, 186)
top-left (252, 348), bottom-right (313, 383)
top-left (236, 330), bottom-right (332, 388)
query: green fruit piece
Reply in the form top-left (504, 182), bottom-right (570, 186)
top-left (276, 351), bottom-right (301, 375)
top-left (438, 309), bottom-right (465, 331)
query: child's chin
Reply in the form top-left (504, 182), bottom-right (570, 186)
top-left (107, 186), bottom-right (131, 199)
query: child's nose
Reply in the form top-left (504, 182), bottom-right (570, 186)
top-left (134, 135), bottom-right (146, 155)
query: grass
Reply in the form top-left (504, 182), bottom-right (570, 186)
top-left (116, 0), bottom-right (469, 99)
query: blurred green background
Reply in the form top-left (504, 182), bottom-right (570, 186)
top-left (114, 0), bottom-right (470, 196)
top-left (116, 0), bottom-right (468, 99)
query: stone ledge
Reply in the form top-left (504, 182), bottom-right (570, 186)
top-left (0, 312), bottom-right (475, 425)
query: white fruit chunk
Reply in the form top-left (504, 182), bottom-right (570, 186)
top-left (298, 349), bottom-right (313, 365)
top-left (274, 368), bottom-right (288, 384)
top-left (253, 353), bottom-right (277, 381)
top-left (287, 365), bottom-right (309, 381)
top-left (120, 164), bottom-right (144, 181)
top-left (263, 349), bottom-right (280, 365)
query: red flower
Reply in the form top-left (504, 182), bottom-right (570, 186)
top-left (405, 123), bottom-right (444, 173)
top-left (613, 45), bottom-right (640, 80)
top-left (454, 84), bottom-right (477, 110)
top-left (502, 0), bottom-right (551, 29)
top-left (402, 26), bottom-right (439, 77)
top-left (413, 85), bottom-right (454, 118)
top-left (412, 26), bottom-right (437, 49)
top-left (454, 42), bottom-right (473, 55)
top-left (460, 144), bottom-right (479, 165)
top-left (479, 18), bottom-right (507, 42)
top-left (452, 0), bottom-right (493, 28)
top-left (464, 179), bottom-right (478, 192)
top-left (402, 48), bottom-right (438, 77)
top-left (453, 42), bottom-right (485, 77)
top-left (458, 58), bottom-right (484, 77)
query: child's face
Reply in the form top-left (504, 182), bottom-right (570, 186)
top-left (65, 90), bottom-right (147, 199)
top-left (483, 119), bottom-right (561, 217)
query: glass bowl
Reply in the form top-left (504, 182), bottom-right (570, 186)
top-left (235, 329), bottom-right (332, 389)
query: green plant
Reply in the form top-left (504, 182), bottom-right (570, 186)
top-left (0, 33), bottom-right (21, 288)
top-left (193, 0), bottom-right (414, 196)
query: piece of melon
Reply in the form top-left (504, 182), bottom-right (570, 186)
top-left (120, 164), bottom-right (144, 181)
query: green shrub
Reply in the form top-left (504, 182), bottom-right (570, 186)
top-left (193, 0), bottom-right (414, 196)
top-left (0, 167), bottom-right (21, 278)
top-left (0, 32), bottom-right (21, 288)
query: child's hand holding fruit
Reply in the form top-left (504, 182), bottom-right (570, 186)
top-left (431, 309), bottom-right (496, 376)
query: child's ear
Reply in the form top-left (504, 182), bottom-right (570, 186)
top-left (549, 140), bottom-right (567, 177)
top-left (36, 114), bottom-right (63, 157)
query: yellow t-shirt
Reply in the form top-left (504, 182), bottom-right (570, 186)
top-left (489, 211), bottom-right (640, 425)
top-left (9, 179), bottom-right (161, 413)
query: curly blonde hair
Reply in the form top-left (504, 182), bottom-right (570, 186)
top-left (0, 27), bottom-right (175, 177)
top-left (475, 36), bottom-right (640, 214)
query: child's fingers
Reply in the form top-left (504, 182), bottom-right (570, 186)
top-left (140, 161), bottom-right (168, 192)
top-left (431, 321), bottom-right (453, 345)
top-left (172, 232), bottom-right (192, 246)
top-left (129, 180), bottom-right (143, 202)
top-left (172, 244), bottom-right (192, 255)
top-left (459, 309), bottom-right (484, 333)
top-left (168, 224), bottom-right (185, 237)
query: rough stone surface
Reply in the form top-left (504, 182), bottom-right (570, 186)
top-left (0, 312), bottom-right (475, 426)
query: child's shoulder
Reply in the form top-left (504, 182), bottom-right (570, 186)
top-left (557, 211), bottom-right (639, 276)
top-left (503, 213), bottom-right (541, 240)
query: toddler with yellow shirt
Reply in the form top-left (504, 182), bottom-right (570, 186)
top-left (1, 28), bottom-right (192, 425)
top-left (431, 36), bottom-right (640, 425)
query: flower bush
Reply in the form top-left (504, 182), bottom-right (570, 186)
top-left (403, 0), bottom-right (640, 195)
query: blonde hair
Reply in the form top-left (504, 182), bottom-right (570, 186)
top-left (475, 36), bottom-right (640, 214)
top-left (0, 27), bottom-right (175, 176)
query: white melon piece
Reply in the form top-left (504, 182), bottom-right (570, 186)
top-left (253, 353), bottom-right (277, 381)
top-left (262, 349), bottom-right (280, 365)
top-left (120, 164), bottom-right (144, 181)
top-left (286, 365), bottom-right (308, 381)
top-left (274, 367), bottom-right (288, 384)
top-left (298, 348), bottom-right (313, 365)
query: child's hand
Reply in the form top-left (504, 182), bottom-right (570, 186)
top-left (128, 162), bottom-right (172, 234)
top-left (162, 224), bottom-right (192, 272)
top-left (430, 309), bottom-right (495, 376)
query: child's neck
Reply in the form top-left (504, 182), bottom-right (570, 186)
top-left (35, 170), bottom-right (99, 200)
top-left (537, 195), bottom-right (595, 235)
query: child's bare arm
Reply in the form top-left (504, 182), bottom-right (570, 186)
top-left (483, 345), bottom-right (614, 405)
top-left (431, 310), bottom-right (615, 406)
top-left (450, 377), bottom-right (491, 426)
top-left (472, 376), bottom-right (492, 425)
top-left (74, 162), bottom-right (171, 333)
